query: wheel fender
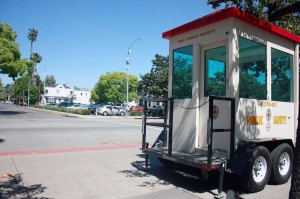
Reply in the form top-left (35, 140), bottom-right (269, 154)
top-left (230, 141), bottom-right (257, 175)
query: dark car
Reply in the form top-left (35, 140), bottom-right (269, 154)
top-left (147, 105), bottom-right (164, 117)
top-left (58, 102), bottom-right (75, 107)
top-left (89, 104), bottom-right (103, 115)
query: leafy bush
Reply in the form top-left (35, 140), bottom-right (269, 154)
top-left (32, 105), bottom-right (91, 115)
top-left (129, 111), bottom-right (143, 116)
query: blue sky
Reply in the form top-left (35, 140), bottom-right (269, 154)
top-left (0, 0), bottom-right (214, 90)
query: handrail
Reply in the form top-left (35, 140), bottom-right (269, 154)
top-left (207, 96), bottom-right (235, 170)
top-left (141, 97), bottom-right (173, 156)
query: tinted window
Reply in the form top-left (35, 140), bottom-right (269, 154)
top-left (205, 46), bottom-right (226, 96)
top-left (271, 48), bottom-right (293, 102)
top-left (239, 37), bottom-right (267, 100)
top-left (173, 45), bottom-right (193, 99)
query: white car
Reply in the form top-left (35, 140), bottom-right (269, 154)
top-left (98, 105), bottom-right (125, 116)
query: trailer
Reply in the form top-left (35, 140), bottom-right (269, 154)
top-left (141, 7), bottom-right (300, 196)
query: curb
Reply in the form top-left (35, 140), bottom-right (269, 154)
top-left (29, 107), bottom-right (164, 120)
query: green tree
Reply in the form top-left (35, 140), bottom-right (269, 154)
top-left (31, 53), bottom-right (42, 64)
top-left (207, 0), bottom-right (300, 35)
top-left (91, 71), bottom-right (138, 104)
top-left (12, 76), bottom-right (27, 104)
top-left (27, 28), bottom-right (39, 106)
top-left (138, 54), bottom-right (169, 97)
top-left (0, 78), bottom-right (7, 101)
top-left (12, 74), bottom-right (42, 105)
top-left (0, 23), bottom-right (27, 80)
top-left (207, 1), bottom-right (299, 198)
top-left (28, 28), bottom-right (38, 56)
top-left (45, 75), bottom-right (56, 86)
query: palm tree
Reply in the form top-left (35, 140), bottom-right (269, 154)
top-left (31, 52), bottom-right (42, 104)
top-left (27, 28), bottom-right (38, 106)
top-left (28, 28), bottom-right (38, 56)
top-left (31, 53), bottom-right (42, 64)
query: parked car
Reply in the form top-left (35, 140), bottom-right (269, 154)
top-left (58, 102), bottom-right (75, 107)
top-left (148, 105), bottom-right (164, 110)
top-left (98, 105), bottom-right (125, 116)
top-left (130, 106), bottom-right (144, 112)
top-left (147, 105), bottom-right (164, 117)
top-left (66, 104), bottom-right (82, 109)
top-left (79, 104), bottom-right (92, 109)
top-left (46, 103), bottom-right (57, 107)
top-left (89, 104), bottom-right (103, 115)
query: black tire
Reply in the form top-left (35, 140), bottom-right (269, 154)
top-left (270, 143), bottom-right (293, 184)
top-left (120, 112), bottom-right (125, 116)
top-left (240, 146), bottom-right (271, 193)
top-left (103, 111), bottom-right (108, 116)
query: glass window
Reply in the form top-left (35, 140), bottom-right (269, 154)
top-left (172, 45), bottom-right (193, 99)
top-left (205, 46), bottom-right (226, 96)
top-left (239, 37), bottom-right (267, 100)
top-left (271, 48), bottom-right (293, 102)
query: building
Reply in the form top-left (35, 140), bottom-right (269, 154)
top-left (43, 84), bottom-right (91, 105)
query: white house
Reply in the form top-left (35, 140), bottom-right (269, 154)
top-left (43, 84), bottom-right (91, 105)
top-left (73, 90), bottom-right (91, 105)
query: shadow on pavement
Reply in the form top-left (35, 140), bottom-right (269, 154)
top-left (0, 139), bottom-right (4, 143)
top-left (120, 154), bottom-right (246, 199)
top-left (0, 174), bottom-right (50, 199)
top-left (0, 111), bottom-right (26, 115)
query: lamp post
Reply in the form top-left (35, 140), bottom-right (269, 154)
top-left (43, 67), bottom-right (46, 108)
top-left (125, 38), bottom-right (141, 115)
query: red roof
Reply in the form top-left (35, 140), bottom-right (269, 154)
top-left (162, 7), bottom-right (300, 43)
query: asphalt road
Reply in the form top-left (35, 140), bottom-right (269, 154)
top-left (0, 103), bottom-right (292, 199)
top-left (0, 103), bottom-right (160, 151)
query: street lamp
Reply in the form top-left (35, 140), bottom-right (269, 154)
top-left (125, 38), bottom-right (141, 115)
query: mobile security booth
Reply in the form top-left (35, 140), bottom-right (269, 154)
top-left (141, 7), bottom-right (300, 194)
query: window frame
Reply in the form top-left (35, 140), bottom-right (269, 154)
top-left (271, 47), bottom-right (294, 102)
top-left (238, 37), bottom-right (267, 100)
top-left (172, 45), bottom-right (193, 99)
top-left (204, 46), bottom-right (227, 97)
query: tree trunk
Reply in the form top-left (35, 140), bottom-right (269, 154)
top-left (289, 58), bottom-right (300, 198)
top-left (22, 90), bottom-right (24, 105)
top-left (289, 124), bottom-right (300, 198)
top-left (38, 79), bottom-right (40, 105)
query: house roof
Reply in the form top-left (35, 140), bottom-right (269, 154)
top-left (162, 7), bottom-right (300, 43)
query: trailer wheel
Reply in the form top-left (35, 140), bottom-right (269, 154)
top-left (270, 143), bottom-right (293, 184)
top-left (241, 146), bottom-right (271, 193)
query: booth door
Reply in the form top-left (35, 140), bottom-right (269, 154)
top-left (198, 41), bottom-right (232, 159)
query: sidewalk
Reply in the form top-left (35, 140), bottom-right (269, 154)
top-left (0, 145), bottom-right (291, 199)
top-left (0, 147), bottom-right (201, 199)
